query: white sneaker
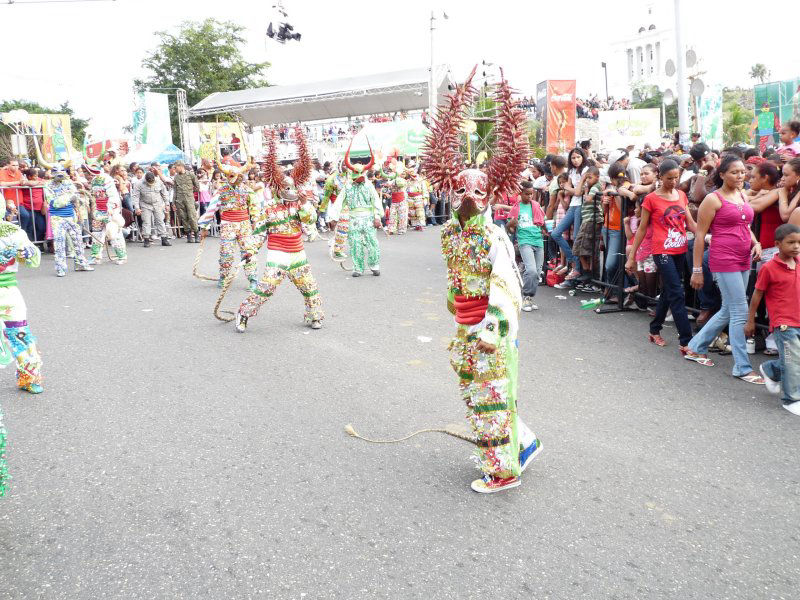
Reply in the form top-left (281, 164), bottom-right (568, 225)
top-left (783, 401), bottom-right (800, 416)
top-left (522, 297), bottom-right (533, 312)
top-left (760, 364), bottom-right (781, 395)
top-left (530, 303), bottom-right (539, 311)
top-left (235, 314), bottom-right (248, 333)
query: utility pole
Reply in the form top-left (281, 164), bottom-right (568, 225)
top-left (601, 62), bottom-right (609, 102)
top-left (673, 0), bottom-right (690, 147)
top-left (429, 11), bottom-right (436, 118)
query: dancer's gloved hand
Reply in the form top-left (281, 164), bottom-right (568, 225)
top-left (475, 340), bottom-right (497, 354)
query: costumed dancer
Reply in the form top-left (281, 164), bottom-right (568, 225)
top-left (383, 162), bottom-right (409, 235)
top-left (0, 220), bottom-right (44, 394)
top-left (86, 164), bottom-right (127, 265)
top-left (421, 67), bottom-right (541, 494)
top-left (321, 169), bottom-right (351, 260)
top-left (198, 156), bottom-right (261, 290)
top-left (236, 126), bottom-right (324, 333)
top-left (45, 167), bottom-right (94, 277)
top-left (327, 141), bottom-right (382, 277)
top-left (406, 163), bottom-right (428, 231)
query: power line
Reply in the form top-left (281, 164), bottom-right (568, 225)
top-left (4, 0), bottom-right (117, 5)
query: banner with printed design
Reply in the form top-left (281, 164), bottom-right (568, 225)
top-left (545, 80), bottom-right (576, 154)
top-left (597, 108), bottom-right (661, 151)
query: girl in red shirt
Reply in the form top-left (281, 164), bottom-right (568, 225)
top-left (626, 159), bottom-right (697, 350)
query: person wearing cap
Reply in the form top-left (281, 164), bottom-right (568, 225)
top-left (607, 149), bottom-right (646, 184)
top-left (132, 172), bottom-right (171, 248)
top-left (86, 164), bottom-right (127, 265)
top-left (172, 162), bottom-right (200, 243)
top-left (45, 168), bottom-right (94, 277)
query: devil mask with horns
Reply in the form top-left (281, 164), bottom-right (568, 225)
top-left (420, 65), bottom-right (529, 215)
top-left (342, 138), bottom-right (375, 184)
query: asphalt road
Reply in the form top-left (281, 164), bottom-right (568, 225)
top-left (1, 228), bottom-right (798, 599)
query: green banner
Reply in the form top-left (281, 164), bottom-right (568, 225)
top-left (753, 78), bottom-right (800, 147)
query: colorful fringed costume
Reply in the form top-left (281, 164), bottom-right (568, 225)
top-left (236, 126), bottom-right (323, 332)
top-left (45, 177), bottom-right (92, 277)
top-left (0, 221), bottom-right (43, 395)
top-left (327, 141), bottom-right (382, 275)
top-left (422, 67), bottom-right (540, 493)
top-left (88, 170), bottom-right (127, 264)
top-left (199, 180), bottom-right (261, 289)
top-left (382, 165), bottom-right (409, 235)
top-left (406, 170), bottom-right (429, 230)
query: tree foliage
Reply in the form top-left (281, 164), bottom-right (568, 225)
top-left (749, 63), bottom-right (770, 84)
top-left (134, 18), bottom-right (270, 142)
top-left (723, 101), bottom-right (752, 146)
top-left (633, 91), bottom-right (678, 131)
top-left (0, 99), bottom-right (89, 148)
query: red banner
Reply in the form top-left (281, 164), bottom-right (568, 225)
top-left (545, 80), bottom-right (576, 154)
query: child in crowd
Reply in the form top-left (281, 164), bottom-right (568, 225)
top-left (507, 181), bottom-right (546, 312)
top-left (745, 223), bottom-right (800, 415)
top-left (562, 166), bottom-right (602, 289)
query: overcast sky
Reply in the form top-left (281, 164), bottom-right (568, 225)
top-left (1, 0), bottom-right (796, 138)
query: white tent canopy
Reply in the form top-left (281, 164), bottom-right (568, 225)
top-left (189, 67), bottom-right (453, 125)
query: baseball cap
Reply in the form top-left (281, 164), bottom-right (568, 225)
top-left (607, 149), bottom-right (628, 165)
top-left (689, 143), bottom-right (710, 161)
top-left (678, 153), bottom-right (693, 163)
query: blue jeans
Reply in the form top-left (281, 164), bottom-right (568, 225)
top-left (602, 227), bottom-right (624, 285)
top-left (551, 204), bottom-right (582, 267)
top-left (519, 244), bottom-right (544, 297)
top-left (18, 205), bottom-right (46, 243)
top-left (651, 253), bottom-right (693, 345)
top-left (687, 239), bottom-right (720, 312)
top-left (761, 326), bottom-right (800, 404)
top-left (688, 270), bottom-right (753, 376)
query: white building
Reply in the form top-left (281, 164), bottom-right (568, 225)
top-left (607, 3), bottom-right (675, 99)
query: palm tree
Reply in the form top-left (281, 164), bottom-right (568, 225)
top-left (723, 101), bottom-right (752, 146)
top-left (749, 64), bottom-right (770, 84)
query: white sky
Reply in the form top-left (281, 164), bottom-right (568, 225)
top-left (0, 0), bottom-right (796, 138)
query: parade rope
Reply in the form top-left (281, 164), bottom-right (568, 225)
top-left (192, 235), bottom-right (218, 281)
top-left (212, 262), bottom-right (241, 322)
top-left (80, 224), bottom-right (114, 262)
top-left (344, 423), bottom-right (477, 445)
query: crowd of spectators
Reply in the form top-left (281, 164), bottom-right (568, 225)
top-left (577, 96), bottom-right (633, 119)
top-left (487, 121), bottom-right (800, 413)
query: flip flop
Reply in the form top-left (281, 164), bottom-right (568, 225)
top-left (737, 373), bottom-right (765, 385)
top-left (683, 351), bottom-right (715, 367)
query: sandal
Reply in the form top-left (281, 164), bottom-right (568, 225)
top-left (649, 334), bottom-right (668, 347)
top-left (737, 373), bottom-right (765, 385)
top-left (763, 348), bottom-right (779, 356)
top-left (683, 350), bottom-right (715, 366)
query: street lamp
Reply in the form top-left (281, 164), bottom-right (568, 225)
top-left (601, 62), bottom-right (609, 103)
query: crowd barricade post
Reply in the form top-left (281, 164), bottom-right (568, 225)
top-left (4, 186), bottom-right (48, 248)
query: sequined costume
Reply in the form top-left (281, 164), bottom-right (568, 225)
top-left (422, 66), bottom-right (540, 493)
top-left (0, 221), bottom-right (43, 395)
top-left (442, 209), bottom-right (536, 478)
top-left (328, 141), bottom-right (382, 275)
top-left (235, 126), bottom-right (323, 332)
top-left (383, 166), bottom-right (409, 235)
top-left (199, 180), bottom-right (261, 288)
top-left (88, 171), bottom-right (127, 264)
top-left (45, 178), bottom-right (92, 277)
top-left (406, 171), bottom-right (429, 230)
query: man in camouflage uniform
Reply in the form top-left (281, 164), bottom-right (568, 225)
top-left (172, 162), bottom-right (200, 243)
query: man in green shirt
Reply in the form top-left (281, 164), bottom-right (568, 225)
top-left (172, 162), bottom-right (200, 242)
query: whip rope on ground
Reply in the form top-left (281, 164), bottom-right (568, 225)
top-left (213, 262), bottom-right (241, 322)
top-left (344, 423), bottom-right (477, 445)
top-left (192, 235), bottom-right (218, 281)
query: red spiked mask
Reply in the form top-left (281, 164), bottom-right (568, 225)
top-left (452, 168), bottom-right (488, 211)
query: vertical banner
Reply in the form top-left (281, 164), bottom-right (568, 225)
top-left (545, 80), bottom-right (576, 154)
top-left (132, 92), bottom-right (172, 149)
top-left (698, 84), bottom-right (723, 151)
top-left (535, 81), bottom-right (548, 147)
